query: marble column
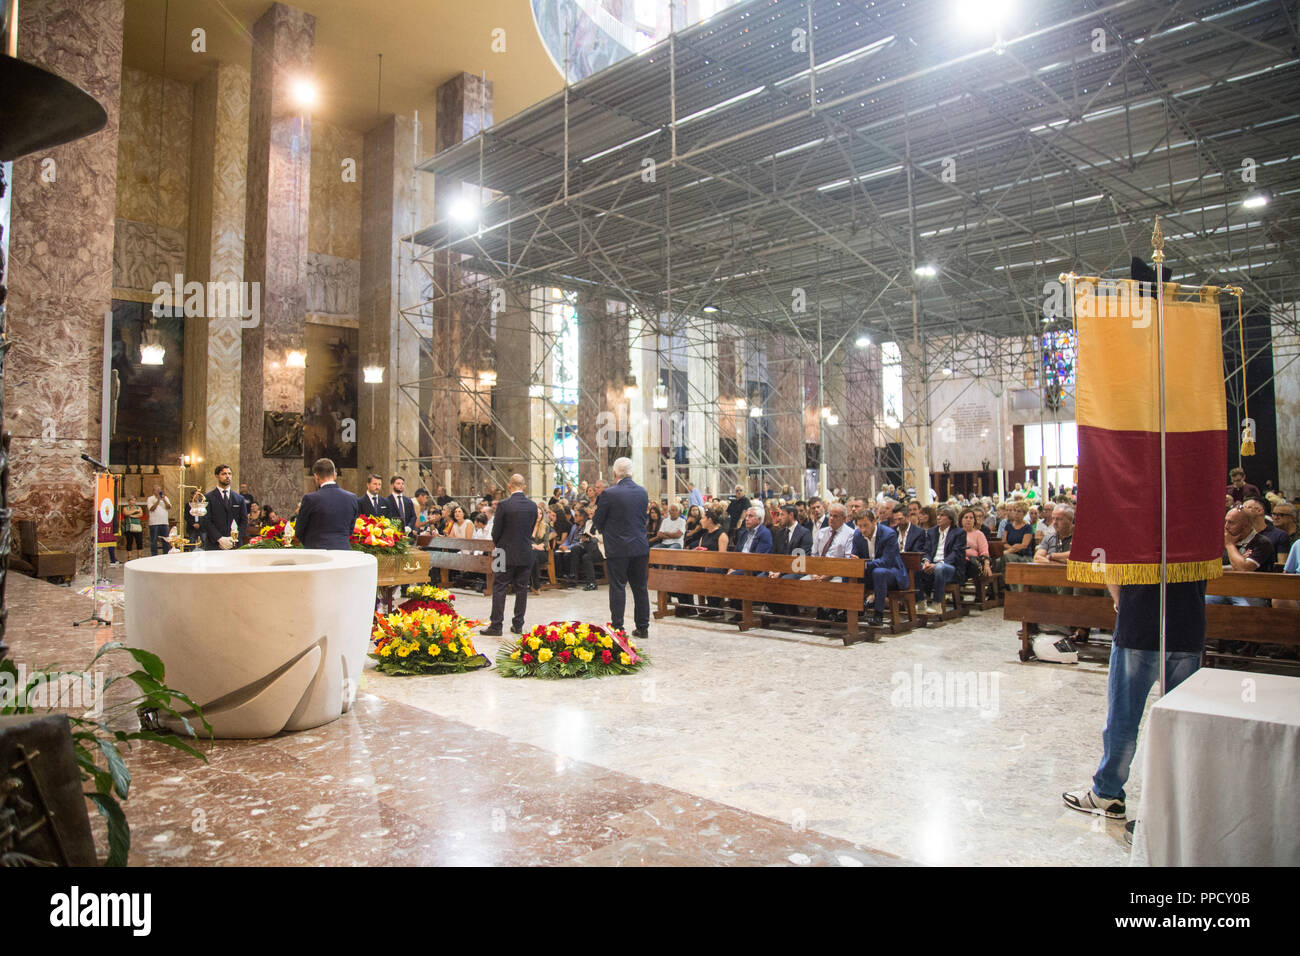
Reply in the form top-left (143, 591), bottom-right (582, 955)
top-left (841, 342), bottom-right (882, 495)
top-left (435, 73), bottom-right (492, 153)
top-left (1271, 303), bottom-right (1299, 496)
top-left (240, 2), bottom-right (315, 512)
top-left (4, 0), bottom-right (124, 567)
top-left (185, 63), bottom-right (250, 473)
top-left (684, 319), bottom-right (720, 498)
top-left (902, 340), bottom-right (932, 503)
top-left (359, 113), bottom-right (420, 482)
top-left (493, 282), bottom-right (533, 478)
top-left (576, 293), bottom-right (630, 481)
top-left (765, 333), bottom-right (806, 494)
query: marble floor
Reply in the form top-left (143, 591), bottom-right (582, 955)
top-left (8, 568), bottom-right (1145, 866)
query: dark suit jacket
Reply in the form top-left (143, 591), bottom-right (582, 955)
top-left (925, 525), bottom-right (967, 576)
top-left (295, 483), bottom-right (360, 550)
top-left (387, 493), bottom-right (417, 530)
top-left (851, 524), bottom-right (909, 589)
top-left (898, 523), bottom-right (929, 553)
top-left (201, 487), bottom-right (248, 550)
top-left (358, 493), bottom-right (392, 519)
top-left (772, 524), bottom-right (811, 556)
top-left (593, 477), bottom-right (650, 559)
top-left (726, 495), bottom-right (751, 531)
top-left (733, 524), bottom-right (773, 554)
top-left (491, 491), bottom-right (539, 567)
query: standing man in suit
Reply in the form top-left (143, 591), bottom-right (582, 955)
top-left (851, 511), bottom-right (910, 627)
top-left (481, 474), bottom-right (538, 636)
top-left (918, 505), bottom-right (967, 614)
top-left (726, 485), bottom-right (751, 533)
top-left (295, 458), bottom-right (360, 550)
top-left (593, 457), bottom-right (651, 638)
top-left (387, 475), bottom-right (416, 532)
top-left (358, 474), bottom-right (391, 519)
top-left (201, 464), bottom-right (247, 550)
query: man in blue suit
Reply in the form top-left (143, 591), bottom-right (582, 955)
top-left (294, 458), bottom-right (360, 550)
top-left (592, 457), bottom-right (651, 638)
top-left (358, 474), bottom-right (392, 519)
top-left (732, 508), bottom-right (773, 556)
top-left (482, 473), bottom-right (539, 636)
top-left (851, 511), bottom-right (910, 627)
top-left (201, 463), bottom-right (248, 550)
top-left (918, 505), bottom-right (966, 614)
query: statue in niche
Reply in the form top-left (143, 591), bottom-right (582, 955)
top-left (263, 411), bottom-right (304, 459)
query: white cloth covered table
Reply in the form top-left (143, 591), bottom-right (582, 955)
top-left (1135, 668), bottom-right (1300, 866)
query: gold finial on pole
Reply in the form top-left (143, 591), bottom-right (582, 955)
top-left (1151, 216), bottom-right (1165, 264)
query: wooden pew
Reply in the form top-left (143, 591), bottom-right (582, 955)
top-left (646, 548), bottom-right (870, 645)
top-left (961, 540), bottom-right (1005, 610)
top-left (422, 537), bottom-right (496, 594)
top-left (1003, 563), bottom-right (1300, 664)
top-left (884, 551), bottom-right (922, 633)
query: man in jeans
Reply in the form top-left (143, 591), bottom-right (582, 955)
top-left (146, 483), bottom-right (171, 555)
top-left (1064, 580), bottom-right (1207, 836)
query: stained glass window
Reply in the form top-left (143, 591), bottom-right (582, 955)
top-left (1041, 328), bottom-right (1077, 410)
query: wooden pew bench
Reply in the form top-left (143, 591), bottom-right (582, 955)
top-left (1003, 563), bottom-right (1300, 665)
top-left (647, 548), bottom-right (872, 645)
top-left (422, 537), bottom-right (496, 594)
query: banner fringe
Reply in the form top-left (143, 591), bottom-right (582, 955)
top-left (1065, 559), bottom-right (1224, 585)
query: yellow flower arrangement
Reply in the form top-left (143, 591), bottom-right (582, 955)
top-left (428, 644), bottom-right (441, 657)
top-left (619, 653), bottom-right (631, 665)
top-left (538, 647), bottom-right (553, 663)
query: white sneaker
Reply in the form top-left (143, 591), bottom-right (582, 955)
top-left (1062, 787), bottom-right (1125, 819)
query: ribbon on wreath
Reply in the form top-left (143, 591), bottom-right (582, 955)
top-left (606, 623), bottom-right (641, 664)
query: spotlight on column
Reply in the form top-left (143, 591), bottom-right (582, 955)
top-left (703, 305), bottom-right (719, 313)
top-left (529, 383), bottom-right (545, 398)
top-left (942, 366), bottom-right (952, 375)
top-left (1242, 194), bottom-right (1268, 210)
top-left (478, 369), bottom-right (497, 387)
top-left (652, 384), bottom-right (669, 410)
top-left (363, 353), bottom-right (385, 383)
top-left (914, 264), bottom-right (937, 278)
top-left (855, 334), bottom-right (871, 348)
top-left (826, 413), bottom-right (839, 426)
top-left (735, 397), bottom-right (747, 410)
top-left (624, 376), bottom-right (639, 399)
top-left (290, 76), bottom-right (319, 110)
top-left (748, 404), bottom-right (762, 418)
top-left (286, 349), bottom-right (307, 368)
top-left (820, 406), bottom-right (832, 418)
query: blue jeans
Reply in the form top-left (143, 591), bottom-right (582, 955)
top-left (922, 561), bottom-right (960, 603)
top-left (1092, 645), bottom-right (1200, 801)
top-left (149, 524), bottom-right (170, 555)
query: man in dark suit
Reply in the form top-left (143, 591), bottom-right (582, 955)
top-left (200, 463), bottom-right (248, 550)
top-left (731, 508), bottom-right (772, 556)
top-left (295, 458), bottom-right (360, 550)
top-left (851, 511), bottom-right (910, 627)
top-left (387, 475), bottom-right (417, 532)
top-left (918, 505), bottom-right (967, 614)
top-left (897, 499), bottom-right (931, 553)
top-left (770, 504), bottom-right (812, 558)
top-left (358, 474), bottom-right (391, 519)
top-left (481, 474), bottom-right (538, 636)
top-left (593, 457), bottom-right (651, 638)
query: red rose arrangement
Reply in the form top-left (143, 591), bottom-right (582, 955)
top-left (495, 621), bottom-right (648, 679)
top-left (350, 514), bottom-right (411, 555)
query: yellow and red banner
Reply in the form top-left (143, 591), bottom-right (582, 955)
top-left (1067, 282), bottom-right (1226, 584)
top-left (95, 472), bottom-right (120, 547)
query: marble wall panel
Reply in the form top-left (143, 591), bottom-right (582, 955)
top-left (435, 73), bottom-right (493, 153)
top-left (576, 294), bottom-right (630, 481)
top-left (112, 218), bottom-right (186, 293)
top-left (5, 0), bottom-right (124, 566)
top-left (116, 67), bottom-right (192, 232)
top-left (1271, 303), bottom-right (1299, 497)
top-left (307, 251), bottom-right (360, 316)
top-left (309, 121), bottom-right (363, 261)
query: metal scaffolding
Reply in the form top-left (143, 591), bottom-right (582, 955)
top-left (398, 0), bottom-right (1300, 497)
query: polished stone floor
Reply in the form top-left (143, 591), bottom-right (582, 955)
top-left (9, 567), bottom-right (1143, 865)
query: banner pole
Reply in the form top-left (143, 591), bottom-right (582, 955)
top-left (1152, 218), bottom-right (1168, 697)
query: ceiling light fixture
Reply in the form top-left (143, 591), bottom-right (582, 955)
top-left (286, 349), bottom-right (306, 368)
top-left (1242, 194), bottom-right (1268, 210)
top-left (290, 76), bottom-right (319, 110)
